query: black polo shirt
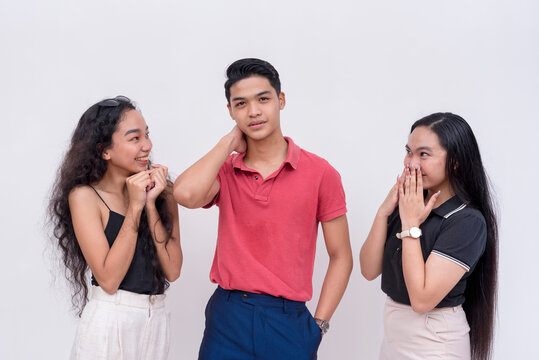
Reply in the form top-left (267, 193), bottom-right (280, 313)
top-left (381, 196), bottom-right (487, 308)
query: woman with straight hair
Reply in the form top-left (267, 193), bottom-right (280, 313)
top-left (48, 96), bottom-right (182, 359)
top-left (360, 113), bottom-right (497, 360)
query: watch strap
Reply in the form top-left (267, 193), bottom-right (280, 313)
top-left (396, 229), bottom-right (410, 239)
top-left (396, 227), bottom-right (421, 239)
top-left (314, 318), bottom-right (330, 335)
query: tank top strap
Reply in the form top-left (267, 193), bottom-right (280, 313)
top-left (88, 185), bottom-right (111, 211)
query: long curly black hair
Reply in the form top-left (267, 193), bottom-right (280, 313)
top-left (48, 96), bottom-right (172, 316)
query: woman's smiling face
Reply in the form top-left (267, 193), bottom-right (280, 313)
top-left (404, 126), bottom-right (451, 195)
top-left (102, 109), bottom-right (152, 175)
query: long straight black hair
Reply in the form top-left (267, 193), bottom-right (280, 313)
top-left (412, 113), bottom-right (498, 360)
top-left (48, 97), bottom-right (172, 316)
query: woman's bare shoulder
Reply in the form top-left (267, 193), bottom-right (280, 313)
top-left (68, 185), bottom-right (99, 208)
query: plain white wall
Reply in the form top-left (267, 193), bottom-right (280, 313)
top-left (1, 0), bottom-right (538, 358)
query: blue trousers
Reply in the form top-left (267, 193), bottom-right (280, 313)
top-left (199, 286), bottom-right (322, 360)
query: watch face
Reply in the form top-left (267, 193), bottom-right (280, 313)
top-left (410, 227), bottom-right (421, 238)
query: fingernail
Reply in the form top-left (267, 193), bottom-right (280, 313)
top-left (417, 165), bottom-right (421, 171)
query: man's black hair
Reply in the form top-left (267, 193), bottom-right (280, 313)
top-left (225, 58), bottom-right (281, 103)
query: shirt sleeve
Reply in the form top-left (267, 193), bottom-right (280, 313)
top-left (317, 164), bottom-right (347, 222)
top-left (431, 211), bottom-right (487, 272)
top-left (202, 163), bottom-right (226, 209)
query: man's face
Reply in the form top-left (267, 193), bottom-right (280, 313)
top-left (227, 75), bottom-right (285, 142)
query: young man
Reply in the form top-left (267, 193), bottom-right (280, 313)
top-left (174, 58), bottom-right (353, 360)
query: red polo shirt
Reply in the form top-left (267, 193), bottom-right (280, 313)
top-left (204, 137), bottom-right (347, 301)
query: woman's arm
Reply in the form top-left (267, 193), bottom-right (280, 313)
top-left (401, 240), bottom-right (466, 312)
top-left (145, 166), bottom-right (183, 281)
top-left (360, 173), bottom-right (403, 280)
top-left (69, 171), bottom-right (151, 294)
top-left (399, 165), bottom-right (464, 313)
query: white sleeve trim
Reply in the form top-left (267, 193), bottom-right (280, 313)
top-left (431, 250), bottom-right (470, 272)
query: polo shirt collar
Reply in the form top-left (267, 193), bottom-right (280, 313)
top-left (232, 136), bottom-right (300, 171)
top-left (283, 137), bottom-right (300, 169)
top-left (431, 195), bottom-right (466, 218)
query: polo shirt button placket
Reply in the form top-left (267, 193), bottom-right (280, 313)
top-left (254, 175), bottom-right (259, 180)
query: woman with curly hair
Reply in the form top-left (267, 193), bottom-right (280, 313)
top-left (48, 96), bottom-right (182, 359)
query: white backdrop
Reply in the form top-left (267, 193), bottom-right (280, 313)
top-left (1, 1), bottom-right (538, 359)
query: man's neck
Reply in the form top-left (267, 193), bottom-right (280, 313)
top-left (244, 131), bottom-right (288, 178)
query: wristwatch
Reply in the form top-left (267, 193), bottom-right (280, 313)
top-left (315, 318), bottom-right (330, 336)
top-left (396, 226), bottom-right (422, 239)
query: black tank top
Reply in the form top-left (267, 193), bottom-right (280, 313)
top-left (89, 186), bottom-right (155, 294)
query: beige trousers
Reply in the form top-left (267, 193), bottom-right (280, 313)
top-left (380, 296), bottom-right (470, 360)
top-left (71, 286), bottom-right (170, 360)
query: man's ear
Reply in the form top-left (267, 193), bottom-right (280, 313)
top-left (227, 103), bottom-right (235, 120)
top-left (279, 92), bottom-right (286, 110)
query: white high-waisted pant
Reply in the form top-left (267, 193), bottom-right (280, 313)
top-left (71, 286), bottom-right (170, 360)
top-left (380, 296), bottom-right (470, 360)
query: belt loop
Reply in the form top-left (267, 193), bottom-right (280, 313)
top-left (226, 289), bottom-right (232, 302)
top-left (282, 298), bottom-right (287, 313)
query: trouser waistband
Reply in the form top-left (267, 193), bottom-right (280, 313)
top-left (91, 285), bottom-right (165, 309)
top-left (217, 286), bottom-right (305, 312)
top-left (386, 296), bottom-right (463, 312)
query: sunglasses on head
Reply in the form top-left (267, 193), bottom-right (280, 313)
top-left (96, 95), bottom-right (131, 117)
top-left (98, 95), bottom-right (131, 107)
